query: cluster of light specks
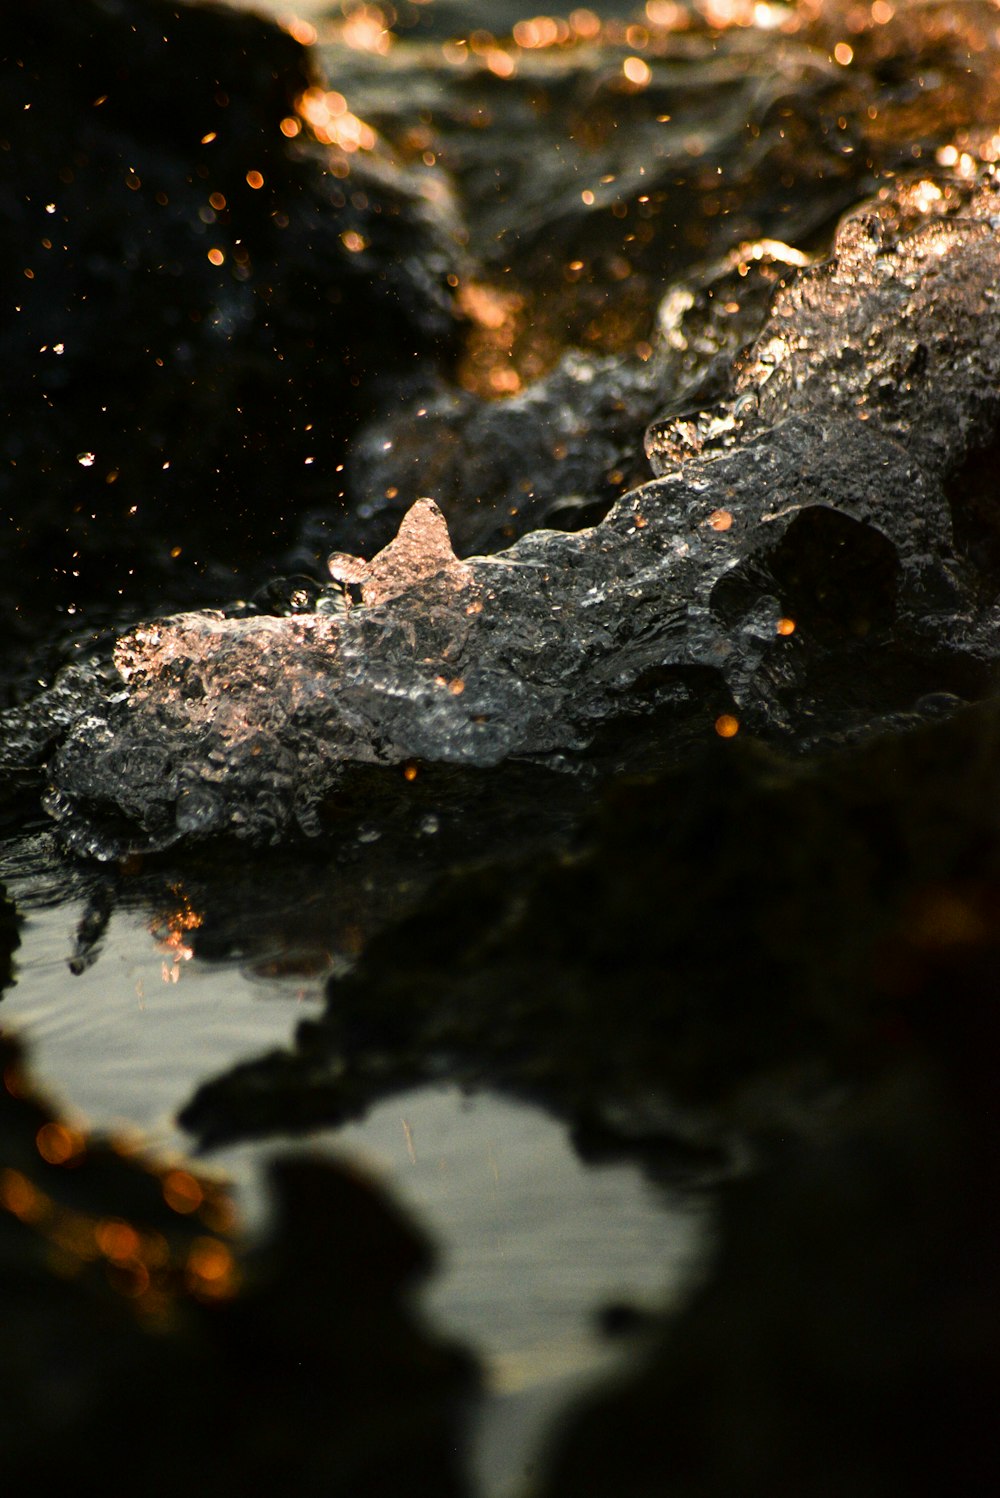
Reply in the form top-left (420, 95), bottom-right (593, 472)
top-left (936, 142), bottom-right (991, 175)
top-left (456, 281), bottom-right (528, 395)
top-left (1, 1056), bottom-right (238, 1316)
top-left (428, 0), bottom-right (832, 81)
top-left (151, 884), bottom-right (205, 984)
top-left (269, 0), bottom-right (1000, 404)
top-left (296, 85), bottom-right (378, 159)
top-left (402, 0), bottom-right (918, 83)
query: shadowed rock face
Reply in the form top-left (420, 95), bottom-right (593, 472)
top-left (7, 171), bottom-right (1000, 856)
top-left (0, 0), bottom-right (463, 663)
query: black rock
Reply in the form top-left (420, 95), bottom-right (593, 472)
top-left (0, 0), bottom-right (462, 674)
top-left (176, 689), bottom-right (1000, 1153)
top-left (10, 171), bottom-right (1000, 856)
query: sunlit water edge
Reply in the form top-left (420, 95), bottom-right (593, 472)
top-left (0, 861), bottom-right (711, 1498)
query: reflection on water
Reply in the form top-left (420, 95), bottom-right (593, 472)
top-left (0, 890), bottom-right (322, 1144)
top-left (219, 1089), bottom-right (708, 1498)
top-left (0, 842), bottom-right (710, 1497)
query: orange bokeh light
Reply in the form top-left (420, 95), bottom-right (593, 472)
top-left (163, 1170), bottom-right (204, 1215)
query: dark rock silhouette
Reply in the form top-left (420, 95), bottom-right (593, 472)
top-left (0, 1025), bottom-right (476, 1497)
top-left (0, 0), bottom-right (462, 665)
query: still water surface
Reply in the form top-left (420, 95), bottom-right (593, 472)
top-left (1, 836), bottom-right (709, 1496)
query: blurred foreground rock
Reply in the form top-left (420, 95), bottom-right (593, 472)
top-left (543, 1050), bottom-right (999, 1498)
top-left (0, 1023), bottom-right (476, 1496)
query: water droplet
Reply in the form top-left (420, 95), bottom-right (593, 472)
top-left (175, 785), bottom-right (222, 835)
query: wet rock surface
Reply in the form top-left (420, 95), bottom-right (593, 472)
top-left (8, 170), bottom-right (1000, 856)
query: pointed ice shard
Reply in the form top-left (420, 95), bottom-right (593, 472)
top-left (328, 498), bottom-right (473, 609)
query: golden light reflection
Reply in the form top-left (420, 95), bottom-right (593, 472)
top-left (456, 279), bottom-right (532, 397)
top-left (151, 885), bottom-right (204, 980)
top-left (459, 281), bottom-right (518, 331)
top-left (341, 4), bottom-right (394, 55)
top-left (186, 1236), bottom-right (238, 1298)
top-left (163, 1169), bottom-right (204, 1215)
top-left (0, 1167), bottom-right (46, 1223)
top-left (715, 714), bottom-right (740, 737)
top-left (416, 0), bottom-right (1000, 62)
top-left (645, 0), bottom-right (684, 26)
top-left (571, 8), bottom-right (602, 38)
top-left (275, 0), bottom-right (1000, 404)
top-left (2, 1050), bottom-right (240, 1321)
top-left (285, 18), bottom-right (318, 47)
top-left (36, 1122), bottom-right (85, 1166)
top-left (707, 509), bottom-right (734, 532)
top-left (623, 55), bottom-right (652, 87)
top-left (296, 87), bottom-right (378, 153)
top-left (95, 1217), bottom-right (142, 1263)
top-left (513, 16), bottom-right (567, 48)
top-left (487, 48), bottom-right (517, 78)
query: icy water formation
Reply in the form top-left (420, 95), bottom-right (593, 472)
top-left (3, 2), bottom-right (1000, 1496)
top-left (8, 171), bottom-right (1000, 856)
